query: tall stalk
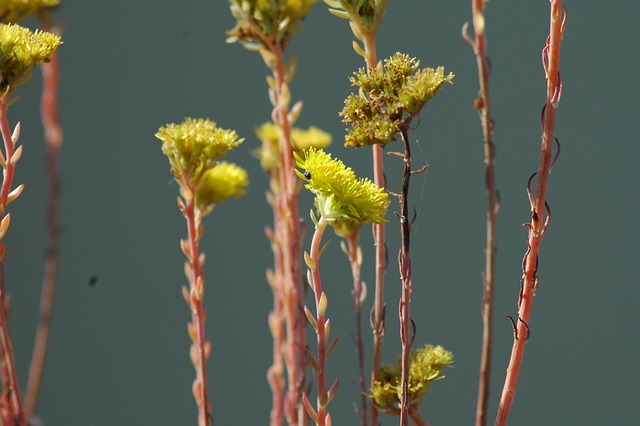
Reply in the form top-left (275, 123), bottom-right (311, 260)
top-left (462, 2), bottom-right (497, 425)
top-left (0, 89), bottom-right (26, 426)
top-left (396, 126), bottom-right (414, 426)
top-left (25, 21), bottom-right (63, 419)
top-left (494, 2), bottom-right (567, 425)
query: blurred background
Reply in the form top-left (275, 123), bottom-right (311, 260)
top-left (6, 1), bottom-right (639, 425)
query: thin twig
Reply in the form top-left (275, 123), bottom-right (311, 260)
top-left (363, 30), bottom-right (385, 426)
top-left (463, 1), bottom-right (497, 425)
top-left (398, 126), bottom-right (414, 426)
top-left (345, 235), bottom-right (367, 426)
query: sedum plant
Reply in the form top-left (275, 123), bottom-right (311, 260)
top-left (0, 21), bottom-right (61, 426)
top-left (341, 52), bottom-right (453, 426)
top-left (227, 1), bottom-right (330, 424)
top-left (295, 147), bottom-right (388, 426)
top-left (156, 118), bottom-right (248, 426)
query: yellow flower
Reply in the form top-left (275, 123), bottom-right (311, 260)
top-left (0, 23), bottom-right (62, 92)
top-left (0, 0), bottom-right (59, 22)
top-left (156, 118), bottom-right (243, 182)
top-left (255, 122), bottom-right (280, 171)
top-left (195, 161), bottom-right (249, 214)
top-left (370, 344), bottom-right (453, 411)
top-left (255, 123), bottom-right (332, 172)
top-left (291, 126), bottom-right (332, 151)
top-left (294, 148), bottom-right (387, 234)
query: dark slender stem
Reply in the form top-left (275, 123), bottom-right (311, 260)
top-left (398, 127), bottom-right (413, 426)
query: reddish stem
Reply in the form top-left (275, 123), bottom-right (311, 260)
top-left (181, 188), bottom-right (212, 426)
top-left (345, 234), bottom-right (367, 426)
top-left (464, 2), bottom-right (497, 425)
top-left (494, 2), bottom-right (565, 424)
top-left (25, 41), bottom-right (63, 420)
top-left (308, 217), bottom-right (330, 426)
top-left (363, 31), bottom-right (385, 426)
top-left (269, 38), bottom-right (307, 426)
top-left (0, 87), bottom-right (27, 426)
top-left (267, 177), bottom-right (286, 426)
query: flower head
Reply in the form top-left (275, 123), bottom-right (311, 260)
top-left (0, 0), bottom-right (59, 22)
top-left (295, 148), bottom-right (387, 235)
top-left (255, 122), bottom-right (332, 172)
top-left (156, 118), bottom-right (243, 183)
top-left (0, 23), bottom-right (62, 92)
top-left (370, 344), bottom-right (453, 412)
top-left (341, 52), bottom-right (454, 148)
top-left (227, 0), bottom-right (318, 49)
top-left (195, 161), bottom-right (249, 214)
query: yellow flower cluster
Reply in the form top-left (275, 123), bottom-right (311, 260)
top-left (0, 0), bottom-right (59, 22)
top-left (0, 23), bottom-right (61, 92)
top-left (370, 344), bottom-right (453, 411)
top-left (255, 122), bottom-right (332, 172)
top-left (228, 0), bottom-right (318, 48)
top-left (156, 118), bottom-right (248, 213)
top-left (295, 148), bottom-right (387, 235)
top-left (156, 118), bottom-right (243, 181)
top-left (196, 161), bottom-right (249, 214)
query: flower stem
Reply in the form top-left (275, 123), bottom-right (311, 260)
top-left (0, 88), bottom-right (27, 426)
top-left (267, 37), bottom-right (307, 426)
top-left (345, 234), bottom-right (367, 426)
top-left (463, 2), bottom-right (497, 425)
top-left (363, 31), bottom-right (385, 426)
top-left (181, 189), bottom-right (212, 426)
top-left (398, 127), bottom-right (414, 426)
top-left (494, 2), bottom-right (565, 424)
top-left (25, 34), bottom-right (63, 420)
top-left (308, 216), bottom-right (331, 426)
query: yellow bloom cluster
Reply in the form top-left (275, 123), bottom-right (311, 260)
top-left (196, 161), bottom-right (249, 214)
top-left (156, 118), bottom-right (243, 182)
top-left (0, 0), bottom-right (59, 22)
top-left (156, 118), bottom-right (247, 213)
top-left (0, 23), bottom-right (61, 92)
top-left (228, 0), bottom-right (318, 48)
top-left (295, 148), bottom-right (387, 235)
top-left (255, 122), bottom-right (332, 172)
top-left (370, 344), bottom-right (453, 411)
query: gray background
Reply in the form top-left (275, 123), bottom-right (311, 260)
top-left (6, 1), bottom-right (639, 425)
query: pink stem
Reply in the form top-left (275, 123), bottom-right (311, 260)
top-left (181, 189), bottom-right (212, 426)
top-left (25, 38), bottom-right (63, 420)
top-left (0, 88), bottom-right (27, 426)
top-left (308, 217), bottom-right (329, 426)
top-left (346, 234), bottom-right (367, 425)
top-left (464, 2), bottom-right (497, 425)
top-left (363, 31), bottom-right (385, 426)
top-left (494, 2), bottom-right (565, 424)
